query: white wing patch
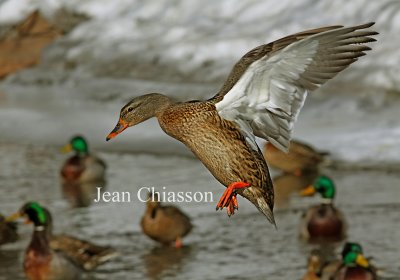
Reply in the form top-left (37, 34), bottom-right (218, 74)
top-left (216, 39), bottom-right (319, 152)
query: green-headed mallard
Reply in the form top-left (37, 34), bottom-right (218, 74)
top-left (299, 175), bottom-right (346, 243)
top-left (264, 140), bottom-right (329, 176)
top-left (7, 202), bottom-right (118, 279)
top-left (141, 193), bottom-right (192, 248)
top-left (106, 23), bottom-right (376, 224)
top-left (7, 202), bottom-right (81, 280)
top-left (331, 242), bottom-right (377, 280)
top-left (61, 135), bottom-right (106, 184)
top-left (0, 213), bottom-right (18, 246)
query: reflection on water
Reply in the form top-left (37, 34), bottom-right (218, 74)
top-left (0, 142), bottom-right (399, 279)
top-left (142, 246), bottom-right (193, 279)
top-left (61, 181), bottom-right (105, 208)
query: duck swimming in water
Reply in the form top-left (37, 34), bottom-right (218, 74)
top-left (299, 175), bottom-right (346, 243)
top-left (7, 202), bottom-right (81, 280)
top-left (7, 202), bottom-right (118, 279)
top-left (61, 135), bottom-right (106, 184)
top-left (141, 193), bottom-right (192, 248)
top-left (106, 23), bottom-right (377, 224)
top-left (331, 242), bottom-right (377, 280)
top-left (311, 242), bottom-right (378, 280)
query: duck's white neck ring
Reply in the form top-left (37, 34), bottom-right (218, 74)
top-left (34, 226), bottom-right (45, 231)
top-left (321, 198), bottom-right (333, 204)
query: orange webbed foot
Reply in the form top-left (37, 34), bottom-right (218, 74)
top-left (216, 182), bottom-right (250, 216)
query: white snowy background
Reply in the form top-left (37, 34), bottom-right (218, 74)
top-left (0, 0), bottom-right (399, 165)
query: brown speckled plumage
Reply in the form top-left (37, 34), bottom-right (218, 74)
top-left (157, 100), bottom-right (275, 222)
top-left (107, 23), bottom-right (377, 224)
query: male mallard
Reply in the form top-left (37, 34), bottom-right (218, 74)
top-left (264, 140), bottom-right (329, 176)
top-left (330, 242), bottom-right (377, 280)
top-left (141, 193), bottom-right (192, 248)
top-left (7, 202), bottom-right (81, 280)
top-left (106, 23), bottom-right (376, 224)
top-left (299, 175), bottom-right (346, 243)
top-left (0, 213), bottom-right (18, 246)
top-left (61, 135), bottom-right (106, 184)
top-left (7, 202), bottom-right (118, 279)
top-left (315, 242), bottom-right (377, 280)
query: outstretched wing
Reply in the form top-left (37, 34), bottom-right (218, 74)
top-left (211, 23), bottom-right (377, 151)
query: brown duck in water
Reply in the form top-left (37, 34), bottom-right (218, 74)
top-left (264, 140), bottom-right (329, 176)
top-left (61, 135), bottom-right (106, 184)
top-left (106, 23), bottom-right (376, 224)
top-left (141, 193), bottom-right (192, 248)
top-left (299, 176), bottom-right (346, 243)
top-left (0, 213), bottom-right (18, 246)
top-left (7, 202), bottom-right (118, 279)
top-left (302, 249), bottom-right (341, 280)
top-left (302, 249), bottom-right (325, 280)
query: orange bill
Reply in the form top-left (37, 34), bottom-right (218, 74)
top-left (106, 119), bottom-right (128, 141)
top-left (300, 185), bottom-right (316, 196)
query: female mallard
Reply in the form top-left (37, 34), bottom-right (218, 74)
top-left (264, 140), bottom-right (329, 176)
top-left (7, 202), bottom-right (81, 280)
top-left (302, 249), bottom-right (324, 280)
top-left (330, 242), bottom-right (377, 280)
top-left (141, 193), bottom-right (192, 248)
top-left (106, 23), bottom-right (376, 223)
top-left (61, 135), bottom-right (106, 184)
top-left (299, 175), bottom-right (346, 243)
top-left (0, 213), bottom-right (18, 246)
top-left (43, 206), bottom-right (118, 271)
top-left (7, 202), bottom-right (117, 271)
top-left (302, 249), bottom-right (340, 280)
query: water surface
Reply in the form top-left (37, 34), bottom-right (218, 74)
top-left (0, 142), bottom-right (399, 279)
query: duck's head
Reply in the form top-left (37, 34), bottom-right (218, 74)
top-left (342, 242), bottom-right (370, 268)
top-left (146, 192), bottom-right (161, 209)
top-left (61, 135), bottom-right (89, 155)
top-left (6, 202), bottom-right (48, 229)
top-left (300, 175), bottom-right (335, 200)
top-left (106, 93), bottom-right (171, 141)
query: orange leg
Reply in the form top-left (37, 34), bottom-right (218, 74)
top-left (216, 182), bottom-right (250, 216)
top-left (175, 237), bottom-right (182, 248)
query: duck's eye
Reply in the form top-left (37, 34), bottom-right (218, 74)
top-left (128, 107), bottom-right (133, 112)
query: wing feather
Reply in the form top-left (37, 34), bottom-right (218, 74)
top-left (213, 23), bottom-right (377, 151)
